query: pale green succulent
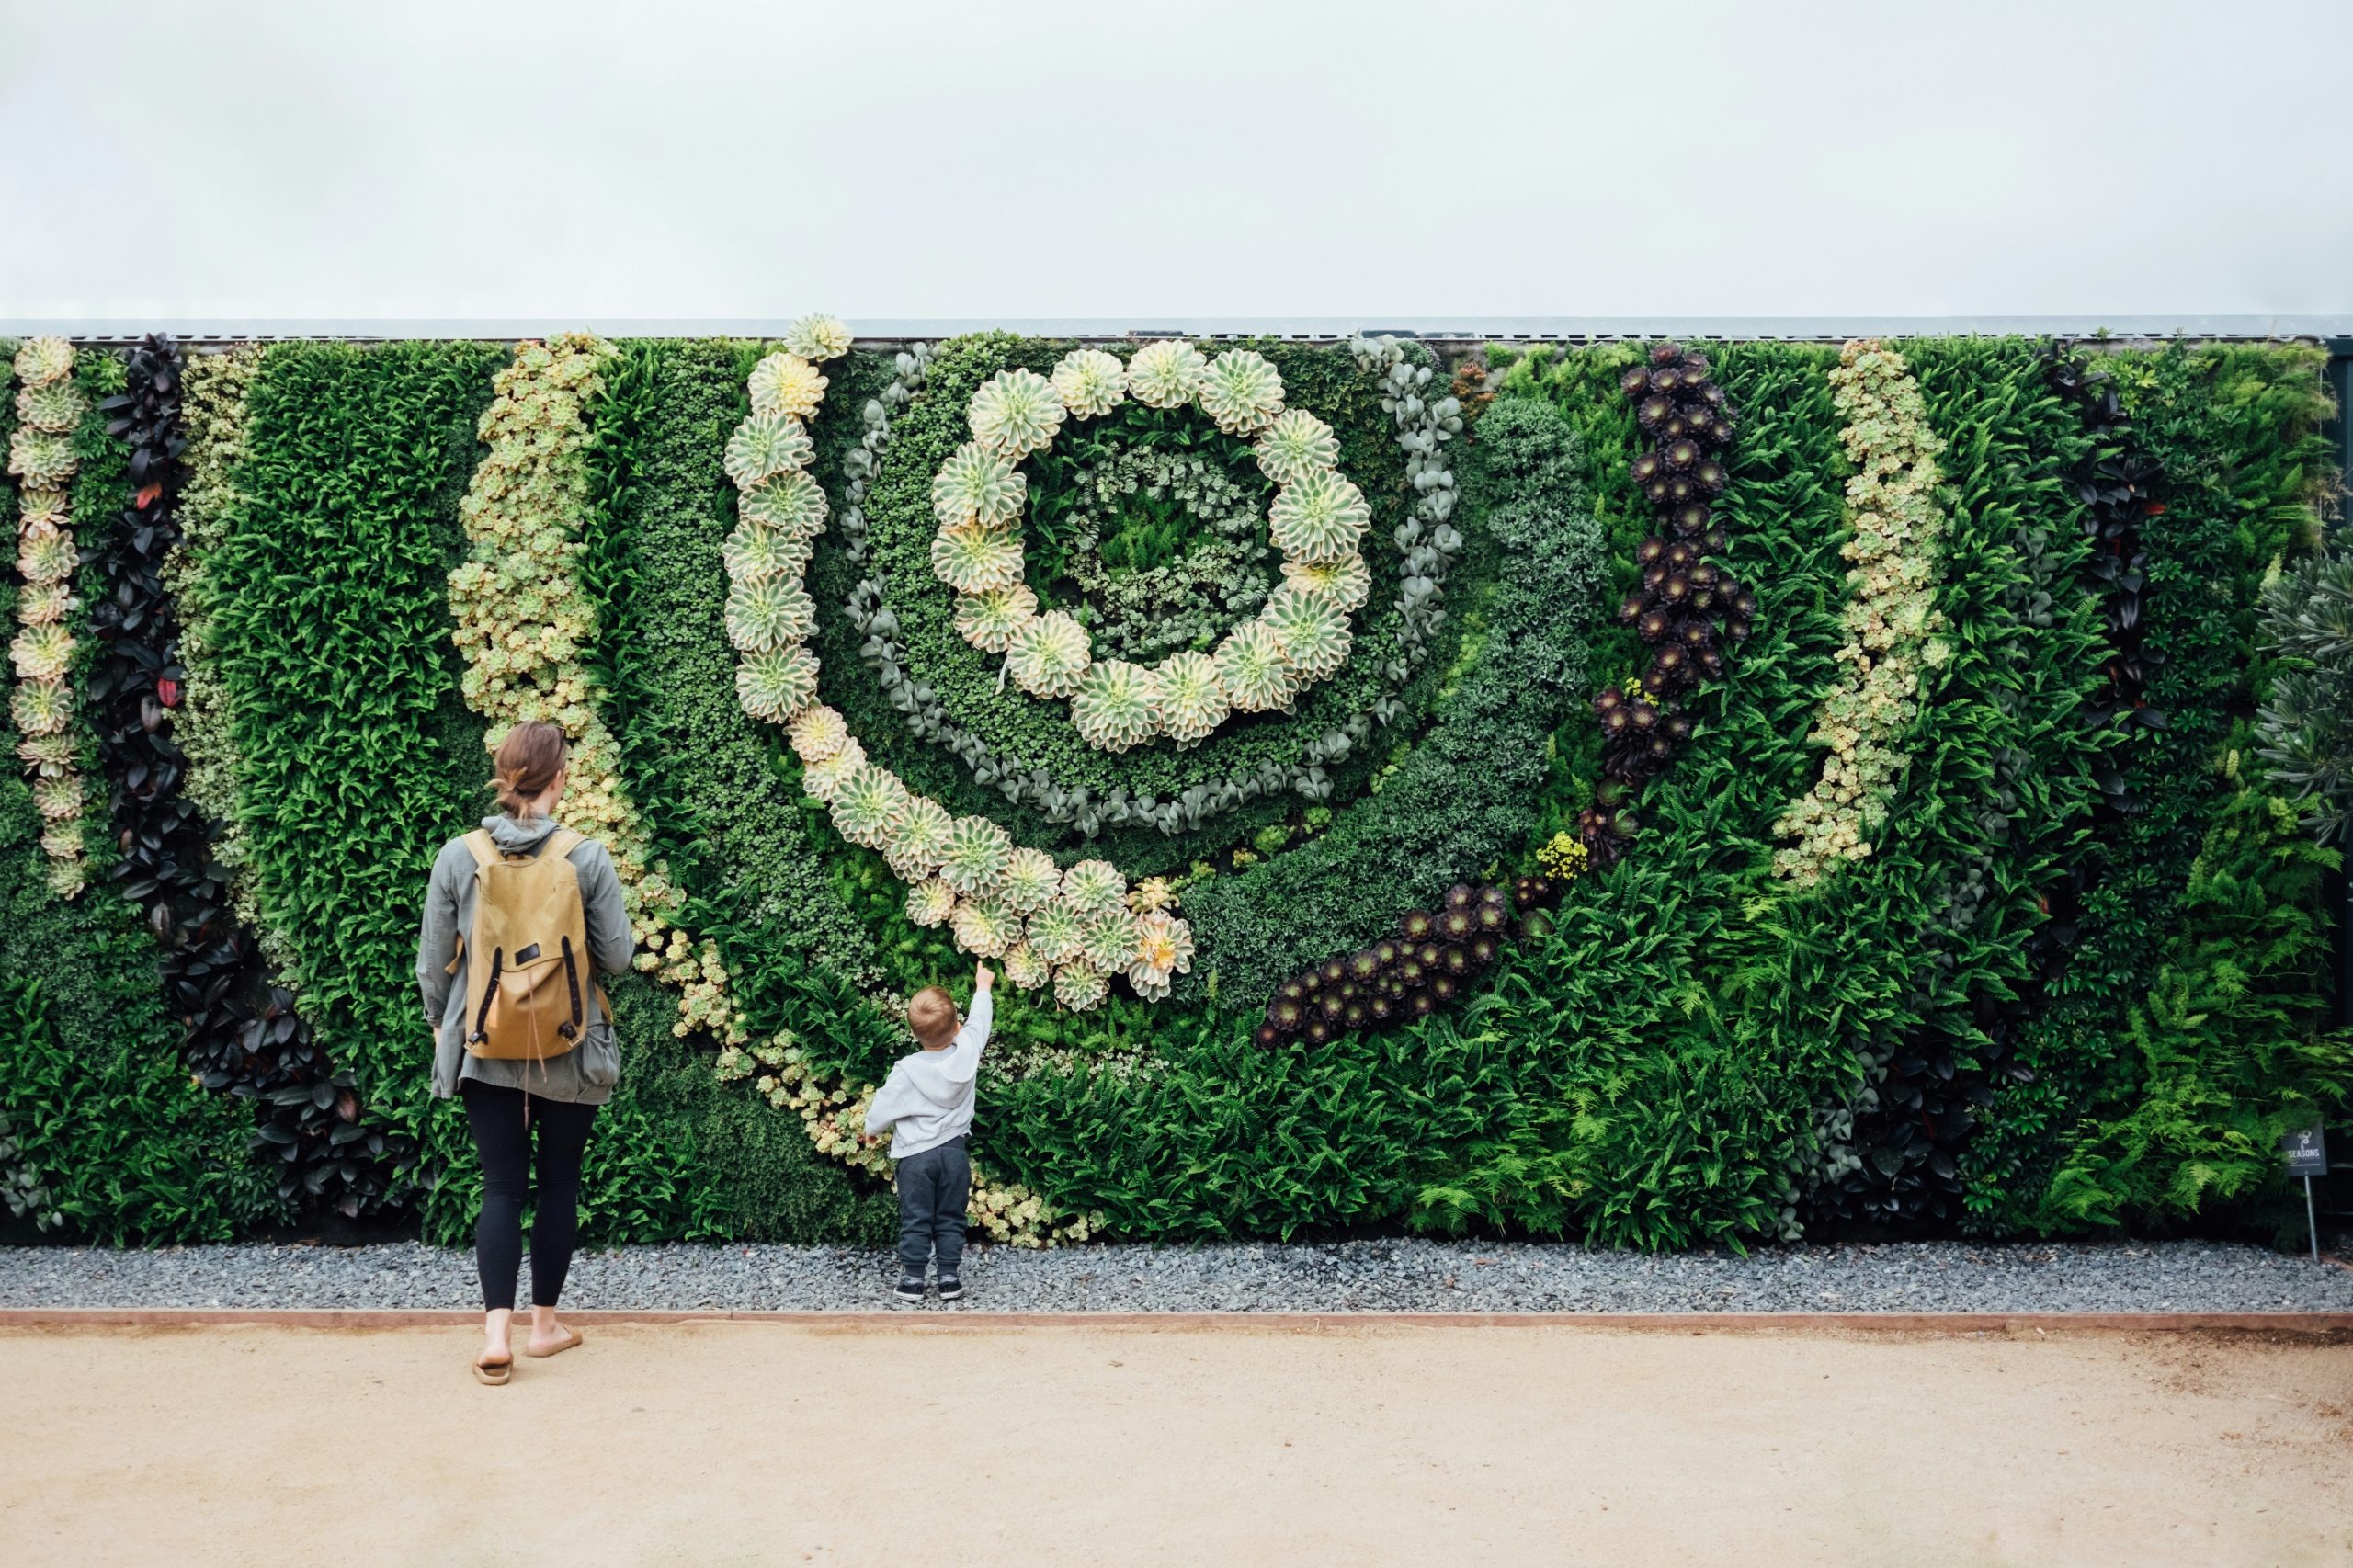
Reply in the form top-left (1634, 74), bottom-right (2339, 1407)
top-left (800, 736), bottom-right (867, 802)
top-left (1269, 470), bottom-right (1371, 563)
top-left (13, 335), bottom-right (72, 386)
top-left (16, 733), bottom-right (75, 776)
top-left (1197, 349), bottom-right (1286, 436)
top-left (1052, 961), bottom-right (1108, 1013)
top-left (787, 703), bottom-right (850, 764)
top-left (830, 763), bottom-right (913, 848)
top-left (45, 857), bottom-right (88, 901)
top-left (739, 467), bottom-right (830, 538)
top-left (10, 678), bottom-right (71, 737)
top-left (17, 531), bottom-right (74, 585)
top-left (905, 878), bottom-right (958, 928)
top-left (950, 898), bottom-right (1017, 959)
top-left (723, 411), bottom-right (813, 489)
top-left (1060, 858), bottom-right (1128, 915)
top-left (1280, 551), bottom-right (1372, 612)
top-left (17, 585), bottom-right (74, 628)
top-left (32, 775), bottom-right (82, 822)
top-left (1050, 348), bottom-right (1129, 420)
top-left (725, 575), bottom-right (817, 653)
top-left (999, 846), bottom-right (1063, 914)
top-left (1125, 339), bottom-right (1206, 409)
top-left (1006, 610), bottom-right (1091, 699)
top-left (1002, 942), bottom-right (1050, 991)
top-left (748, 351), bottom-right (828, 419)
top-left (968, 368), bottom-right (1065, 460)
top-left (1154, 650), bottom-right (1230, 745)
top-left (1128, 968), bottom-right (1172, 1004)
top-left (1254, 409), bottom-right (1341, 487)
top-left (883, 794), bottom-right (957, 881)
top-left (1129, 910), bottom-right (1195, 989)
top-left (1025, 901), bottom-right (1087, 964)
top-left (1259, 585), bottom-right (1353, 682)
top-left (723, 522), bottom-right (813, 583)
top-left (781, 313), bottom-right (853, 361)
top-left (9, 429), bottom-right (78, 489)
top-left (17, 488), bottom-right (69, 532)
top-left (930, 522), bottom-right (1025, 595)
top-left (938, 814), bottom-right (1015, 896)
top-left (954, 584), bottom-right (1039, 653)
top-left (16, 381), bottom-right (85, 436)
top-left (1071, 658), bottom-right (1162, 753)
top-left (931, 441), bottom-right (1028, 528)
top-left (735, 644), bottom-right (822, 722)
top-left (1214, 619), bottom-right (1299, 712)
top-left (1079, 905), bottom-right (1139, 972)
top-left (11, 624), bottom-right (74, 683)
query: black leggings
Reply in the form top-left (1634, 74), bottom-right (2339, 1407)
top-left (460, 1078), bottom-right (598, 1312)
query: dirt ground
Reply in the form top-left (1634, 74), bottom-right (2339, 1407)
top-left (2, 1321), bottom-right (2347, 1568)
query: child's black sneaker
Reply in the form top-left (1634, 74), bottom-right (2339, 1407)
top-left (936, 1276), bottom-right (965, 1301)
top-left (894, 1276), bottom-right (927, 1303)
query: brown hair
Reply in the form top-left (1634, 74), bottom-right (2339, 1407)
top-left (908, 986), bottom-right (959, 1049)
top-left (491, 721), bottom-right (570, 818)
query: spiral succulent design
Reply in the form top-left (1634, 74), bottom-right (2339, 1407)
top-left (725, 575), bottom-right (817, 653)
top-left (1269, 469), bottom-right (1371, 563)
top-left (1070, 658), bottom-right (1163, 753)
top-left (882, 794), bottom-right (957, 881)
top-left (17, 490), bottom-right (68, 533)
top-left (1002, 942), bottom-right (1050, 991)
top-left (1006, 610), bottom-right (1092, 699)
top-left (1214, 619), bottom-right (1298, 712)
top-left (740, 468), bottom-right (829, 538)
top-left (931, 441), bottom-right (1028, 529)
top-left (9, 624), bottom-right (74, 683)
top-left (724, 411), bottom-right (813, 489)
top-left (8, 430), bottom-right (78, 489)
top-left (905, 879), bottom-right (958, 928)
top-left (968, 368), bottom-right (1065, 460)
top-left (15, 381), bottom-right (85, 435)
top-left (17, 531), bottom-right (75, 585)
top-left (1126, 339), bottom-right (1208, 409)
top-left (1050, 348), bottom-right (1129, 419)
top-left (748, 352), bottom-right (827, 419)
top-left (1051, 961), bottom-right (1108, 1013)
top-left (950, 899), bottom-right (1017, 959)
top-left (1025, 900), bottom-right (1087, 965)
top-left (735, 645), bottom-right (822, 722)
top-left (780, 313), bottom-right (853, 361)
top-left (938, 814), bottom-right (1015, 896)
top-left (1080, 905), bottom-right (1141, 972)
top-left (723, 522), bottom-right (813, 584)
top-left (1280, 551), bottom-right (1372, 612)
top-left (800, 736), bottom-right (868, 802)
top-left (1254, 408), bottom-right (1342, 487)
top-left (1060, 858), bottom-right (1128, 915)
top-left (17, 585), bottom-right (74, 628)
top-left (1197, 349), bottom-right (1286, 435)
top-left (930, 522), bottom-right (1025, 596)
top-left (787, 703), bottom-right (850, 764)
top-left (10, 680), bottom-right (71, 737)
top-left (1259, 585), bottom-right (1353, 681)
top-left (1154, 650), bottom-right (1230, 746)
top-left (33, 777), bottom-right (82, 822)
top-left (953, 583), bottom-right (1039, 653)
top-left (830, 763), bottom-right (914, 849)
top-left (13, 335), bottom-right (72, 386)
top-left (999, 846), bottom-right (1063, 914)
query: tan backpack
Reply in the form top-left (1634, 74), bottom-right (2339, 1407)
top-left (456, 828), bottom-right (600, 1062)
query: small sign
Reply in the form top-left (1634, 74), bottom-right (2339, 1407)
top-left (2280, 1123), bottom-right (2328, 1176)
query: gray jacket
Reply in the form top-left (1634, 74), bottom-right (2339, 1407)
top-left (418, 814), bottom-right (634, 1106)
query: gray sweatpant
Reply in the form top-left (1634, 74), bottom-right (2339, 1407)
top-left (895, 1136), bottom-right (969, 1278)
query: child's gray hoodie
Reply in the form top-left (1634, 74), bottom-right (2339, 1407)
top-left (862, 991), bottom-right (993, 1158)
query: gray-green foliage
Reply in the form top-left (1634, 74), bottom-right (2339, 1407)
top-left (2256, 546), bottom-right (2353, 843)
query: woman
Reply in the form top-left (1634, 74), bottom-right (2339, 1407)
top-left (417, 720), bottom-right (633, 1385)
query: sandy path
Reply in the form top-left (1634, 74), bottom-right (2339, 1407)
top-left (2, 1322), bottom-right (2347, 1568)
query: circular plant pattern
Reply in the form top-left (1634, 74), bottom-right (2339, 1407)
top-left (930, 344), bottom-right (1375, 752)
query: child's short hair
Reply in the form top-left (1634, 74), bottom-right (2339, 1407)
top-left (908, 986), bottom-right (959, 1048)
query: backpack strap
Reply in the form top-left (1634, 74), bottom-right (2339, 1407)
top-left (545, 829), bottom-right (585, 860)
top-left (460, 829), bottom-right (501, 869)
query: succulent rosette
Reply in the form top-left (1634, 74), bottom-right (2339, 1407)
top-left (13, 335), bottom-right (73, 386)
top-left (17, 490), bottom-right (69, 533)
top-left (722, 522), bottom-right (813, 583)
top-left (1060, 858), bottom-right (1128, 915)
top-left (787, 703), bottom-right (851, 764)
top-left (954, 584), bottom-right (1039, 653)
top-left (1129, 877), bottom-right (1177, 915)
top-left (882, 794), bottom-right (957, 881)
top-left (1130, 910), bottom-right (1195, 985)
top-left (1051, 961), bottom-right (1108, 1013)
top-left (736, 645), bottom-right (823, 722)
top-left (1197, 349), bottom-right (1286, 436)
top-left (780, 313), bottom-right (853, 361)
top-left (10, 679), bottom-right (71, 737)
top-left (1254, 408), bottom-right (1342, 487)
top-left (9, 429), bottom-right (78, 489)
top-left (16, 734), bottom-right (74, 774)
top-left (1050, 348), bottom-right (1129, 419)
top-left (950, 899), bottom-right (1017, 959)
top-left (748, 352), bottom-right (827, 419)
top-left (1006, 611), bottom-right (1092, 699)
top-left (1269, 469), bottom-right (1371, 562)
top-left (723, 411), bottom-right (813, 489)
top-left (739, 468), bottom-right (830, 538)
top-left (830, 763), bottom-right (914, 849)
top-left (10, 624), bottom-right (74, 683)
top-left (16, 381), bottom-right (86, 435)
top-left (937, 814), bottom-right (1015, 896)
top-left (724, 575), bottom-right (817, 652)
top-left (1154, 650), bottom-right (1230, 746)
top-left (801, 736), bottom-right (868, 802)
top-left (1080, 905), bottom-right (1140, 972)
top-left (1214, 619), bottom-right (1299, 712)
top-left (1259, 585), bottom-right (1353, 681)
top-left (1025, 900), bottom-right (1088, 965)
top-left (33, 776), bottom-right (83, 821)
top-left (1125, 339), bottom-right (1207, 409)
top-left (1070, 659), bottom-right (1163, 753)
top-left (931, 522), bottom-right (1026, 596)
top-left (968, 368), bottom-right (1065, 460)
top-left (1280, 551), bottom-right (1372, 612)
top-left (905, 879), bottom-right (958, 928)
top-left (17, 531), bottom-right (75, 585)
top-left (931, 441), bottom-right (1028, 529)
top-left (1002, 942), bottom-right (1051, 991)
top-left (999, 846), bottom-right (1063, 914)
top-left (17, 585), bottom-right (74, 628)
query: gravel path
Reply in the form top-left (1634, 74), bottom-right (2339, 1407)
top-left (5, 1237), bottom-right (2351, 1313)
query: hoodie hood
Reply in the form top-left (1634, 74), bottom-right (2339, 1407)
top-left (484, 813), bottom-right (563, 854)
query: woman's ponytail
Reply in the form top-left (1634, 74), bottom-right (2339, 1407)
top-left (490, 721), bottom-right (569, 818)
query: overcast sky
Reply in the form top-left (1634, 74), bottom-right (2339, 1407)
top-left (2, 0), bottom-right (2348, 325)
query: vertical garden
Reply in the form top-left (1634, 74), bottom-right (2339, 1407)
top-left (2, 325), bottom-right (2345, 1252)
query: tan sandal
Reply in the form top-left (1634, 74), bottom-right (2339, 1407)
top-left (472, 1354), bottom-right (513, 1386)
top-left (523, 1327), bottom-right (584, 1358)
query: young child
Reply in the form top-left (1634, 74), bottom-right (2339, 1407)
top-left (863, 963), bottom-right (994, 1301)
